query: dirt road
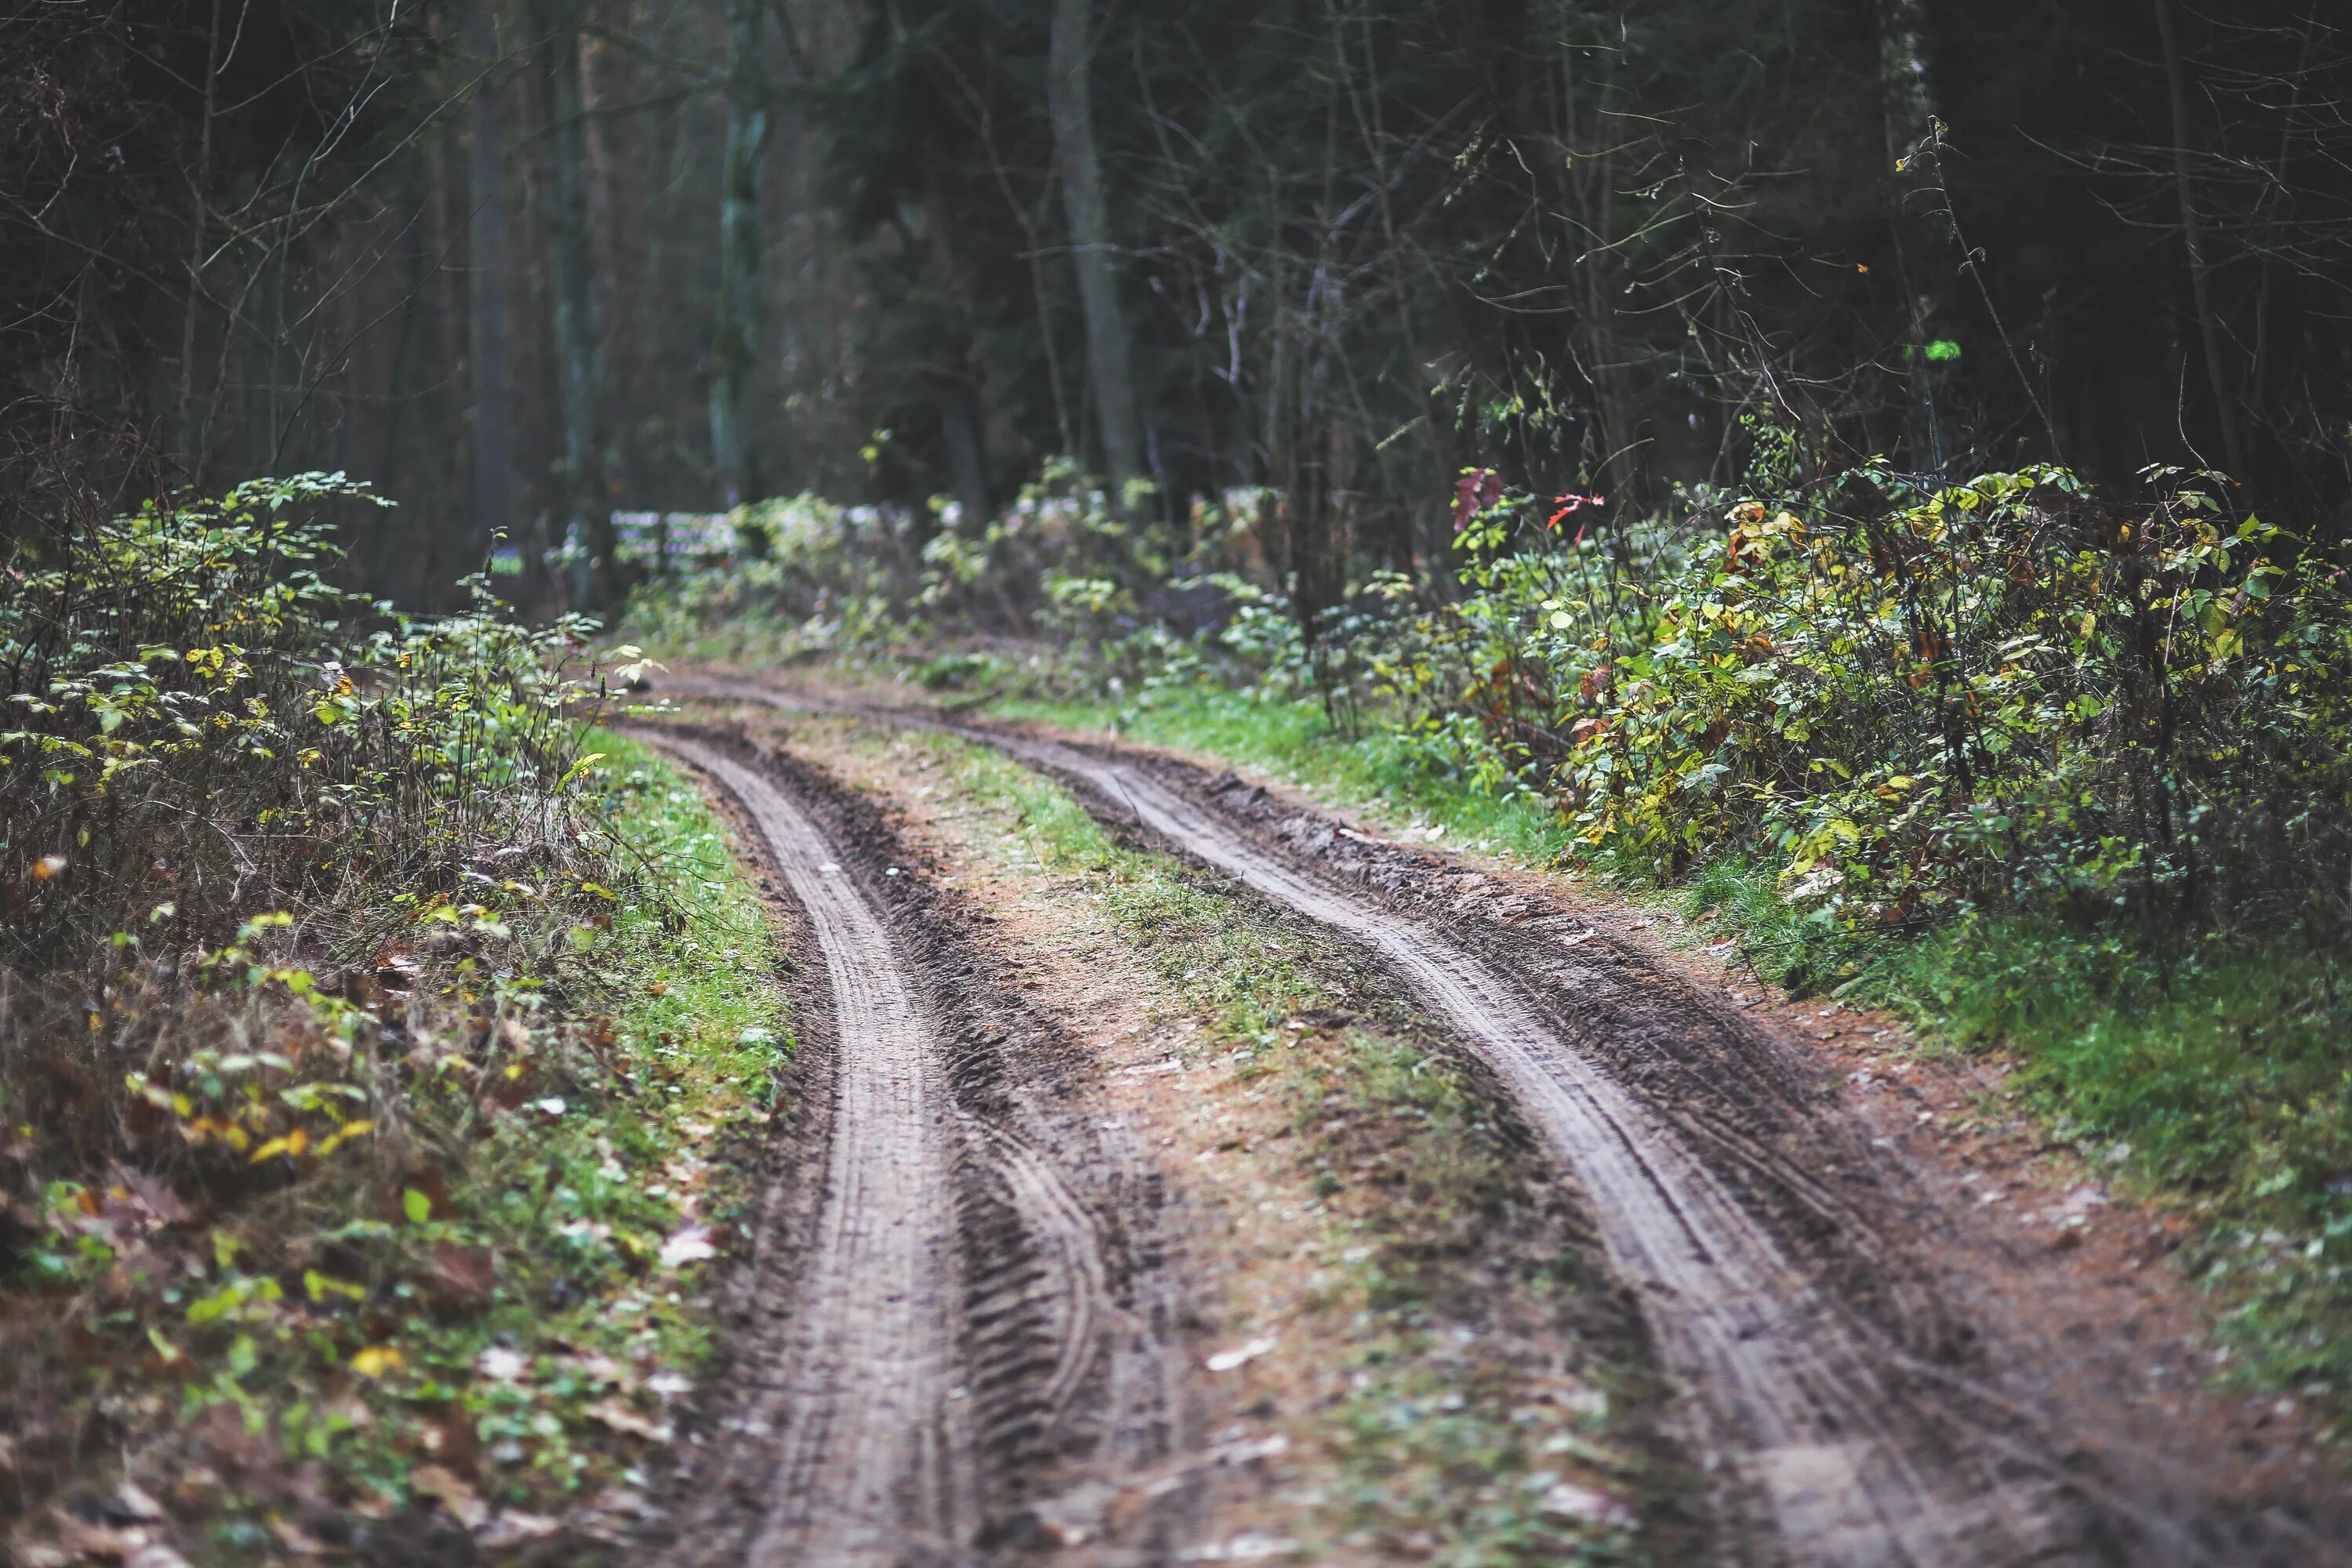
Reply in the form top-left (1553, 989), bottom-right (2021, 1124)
top-left (649, 673), bottom-right (2352, 1566)
top-left (973, 728), bottom-right (2083, 1565)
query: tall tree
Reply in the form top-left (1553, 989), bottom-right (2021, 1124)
top-left (1046, 0), bottom-right (1145, 503)
top-left (2154, 0), bottom-right (2250, 480)
top-left (466, 0), bottom-right (516, 571)
top-left (529, 0), bottom-right (621, 608)
top-left (710, 0), bottom-right (773, 508)
top-left (1875, 0), bottom-right (1948, 470)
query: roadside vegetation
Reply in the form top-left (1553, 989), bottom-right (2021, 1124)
top-left (629, 451), bottom-right (2352, 1425)
top-left (0, 484), bottom-right (787, 1563)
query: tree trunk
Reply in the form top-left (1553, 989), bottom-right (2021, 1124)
top-left (2154, 0), bottom-right (2249, 480)
top-left (530, 0), bottom-right (620, 608)
top-left (466, 0), bottom-right (515, 581)
top-left (1875, 0), bottom-right (1948, 470)
top-left (1047, 0), bottom-right (1145, 505)
top-left (710, 0), bottom-right (771, 509)
top-left (921, 147), bottom-right (996, 525)
top-left (176, 0), bottom-right (223, 474)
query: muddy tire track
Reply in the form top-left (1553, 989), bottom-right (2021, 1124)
top-left (956, 728), bottom-right (2090, 1566)
top-left (644, 728), bottom-right (1193, 1566)
top-left (648, 733), bottom-right (976, 1565)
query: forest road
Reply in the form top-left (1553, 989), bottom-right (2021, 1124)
top-left (643, 727), bottom-right (1193, 1567)
top-left (658, 671), bottom-right (2352, 1568)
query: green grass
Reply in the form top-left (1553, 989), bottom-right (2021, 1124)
top-left (399, 730), bottom-right (793, 1514)
top-left (898, 723), bottom-right (1318, 1044)
top-left (1884, 920), bottom-right (2352, 1400)
top-left (996, 685), bottom-right (1572, 867)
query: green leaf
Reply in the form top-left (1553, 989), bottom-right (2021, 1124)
top-left (402, 1189), bottom-right (432, 1225)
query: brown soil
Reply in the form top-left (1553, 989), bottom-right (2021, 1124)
top-left (991, 720), bottom-right (2352, 1566)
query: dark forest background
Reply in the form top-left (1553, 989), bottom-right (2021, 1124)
top-left (5, 0), bottom-right (2350, 612)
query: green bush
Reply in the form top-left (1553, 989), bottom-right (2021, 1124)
top-left (1415, 464), bottom-right (2352, 946)
top-left (1, 474), bottom-right (615, 968)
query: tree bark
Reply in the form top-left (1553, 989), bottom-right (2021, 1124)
top-left (530, 0), bottom-right (620, 608)
top-left (710, 0), bottom-right (771, 509)
top-left (466, 0), bottom-right (515, 577)
top-left (921, 147), bottom-right (996, 525)
top-left (176, 0), bottom-right (223, 473)
top-left (1047, 0), bottom-right (1145, 504)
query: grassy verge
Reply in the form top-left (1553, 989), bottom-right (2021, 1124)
top-left (889, 725), bottom-right (1657, 1564)
top-left (996, 686), bottom-right (1570, 867)
top-left (383, 731), bottom-right (792, 1530)
top-left (4, 731), bottom-right (789, 1563)
top-left (982, 682), bottom-right (2352, 1429)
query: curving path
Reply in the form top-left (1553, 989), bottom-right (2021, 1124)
top-left (966, 727), bottom-right (2076, 1566)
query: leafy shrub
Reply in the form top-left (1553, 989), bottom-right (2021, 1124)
top-left (0, 477), bottom-right (728, 1544)
top-left (627, 468), bottom-right (1175, 662)
top-left (1, 474), bottom-right (609, 968)
top-left (1420, 464), bottom-right (2352, 945)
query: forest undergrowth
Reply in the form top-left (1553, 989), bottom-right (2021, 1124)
top-left (631, 455), bottom-right (2352, 1428)
top-left (0, 482), bottom-right (788, 1565)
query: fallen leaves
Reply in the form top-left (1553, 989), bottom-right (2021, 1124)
top-left (1204, 1334), bottom-right (1278, 1373)
top-left (584, 1398), bottom-right (674, 1445)
top-left (408, 1462), bottom-right (487, 1530)
top-left (17, 1515), bottom-right (192, 1568)
top-left (424, 1243), bottom-right (496, 1311)
top-left (657, 1223), bottom-right (719, 1269)
top-left (476, 1345), bottom-right (529, 1382)
top-left (112, 1480), bottom-right (166, 1522)
top-left (1534, 1478), bottom-right (1637, 1529)
top-left (107, 1167), bottom-right (191, 1229)
top-left (475, 1510), bottom-right (562, 1549)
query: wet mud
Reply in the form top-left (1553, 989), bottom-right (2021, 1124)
top-left (976, 724), bottom-right (2352, 1568)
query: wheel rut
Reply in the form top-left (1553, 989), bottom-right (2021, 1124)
top-left (651, 732), bottom-right (976, 1565)
top-left (644, 729), bottom-right (1192, 1566)
top-left (653, 672), bottom-right (2352, 1568)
